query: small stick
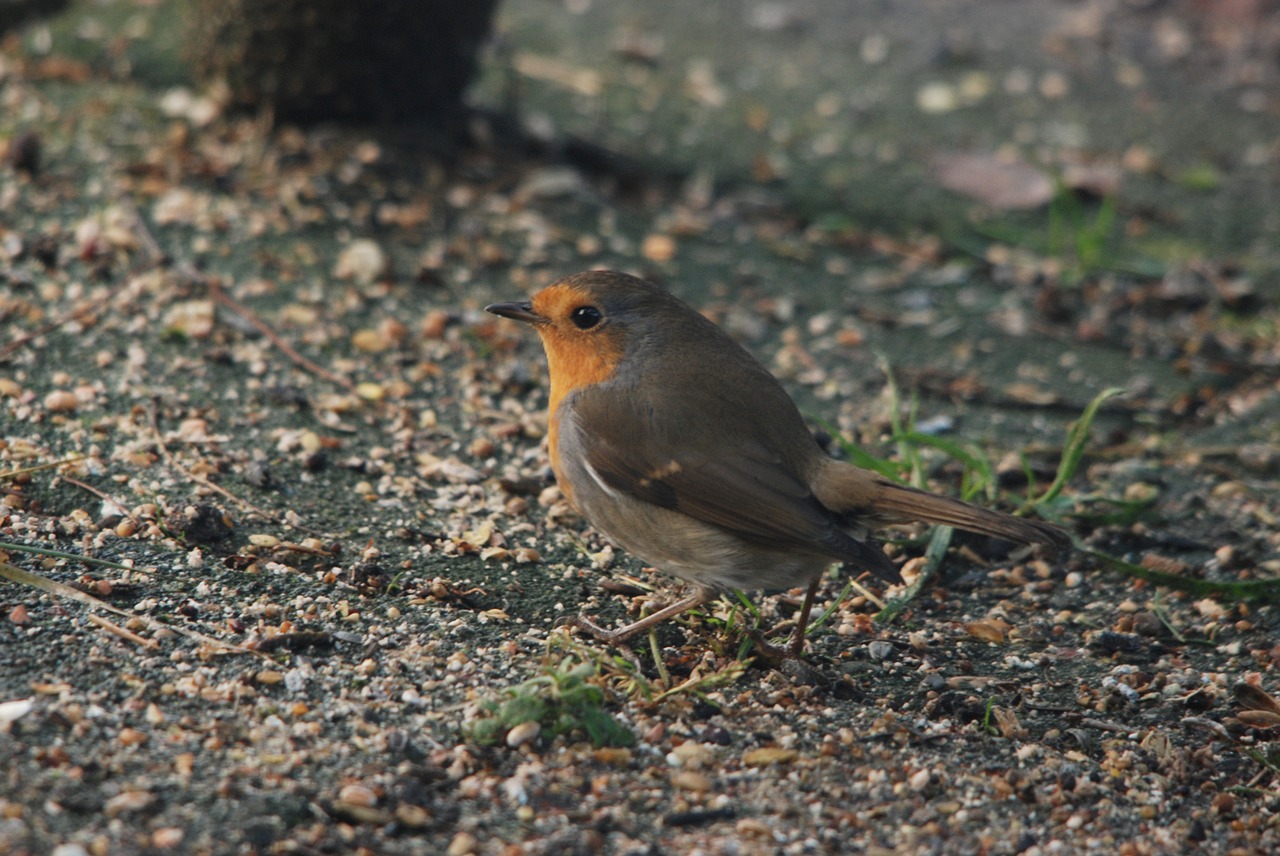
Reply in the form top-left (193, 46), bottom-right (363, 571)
top-left (0, 456), bottom-right (85, 481)
top-left (144, 403), bottom-right (272, 520)
top-left (273, 541), bottom-right (337, 558)
top-left (207, 278), bottom-right (357, 393)
top-left (1079, 717), bottom-right (1134, 735)
top-left (0, 559), bottom-right (261, 657)
top-left (0, 284), bottom-right (130, 362)
top-left (60, 475), bottom-right (127, 512)
top-left (127, 198), bottom-right (357, 394)
top-left (88, 613), bottom-right (159, 650)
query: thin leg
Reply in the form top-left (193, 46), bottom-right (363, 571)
top-left (787, 577), bottom-right (822, 658)
top-left (574, 588), bottom-right (716, 646)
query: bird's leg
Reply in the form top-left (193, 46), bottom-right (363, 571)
top-left (787, 577), bottom-right (822, 658)
top-left (574, 588), bottom-right (716, 646)
top-left (739, 578), bottom-right (824, 665)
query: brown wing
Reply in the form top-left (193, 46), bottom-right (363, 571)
top-left (568, 385), bottom-right (901, 582)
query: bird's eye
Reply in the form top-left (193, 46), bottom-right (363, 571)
top-left (569, 305), bottom-right (603, 330)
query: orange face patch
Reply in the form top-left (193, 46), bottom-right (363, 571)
top-left (529, 282), bottom-right (625, 418)
top-left (527, 282), bottom-right (625, 505)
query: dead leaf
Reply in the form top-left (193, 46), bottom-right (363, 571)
top-left (965, 618), bottom-right (1012, 644)
top-left (1236, 710), bottom-right (1280, 729)
top-left (1235, 683), bottom-right (1280, 714)
top-left (1003, 383), bottom-right (1059, 406)
top-left (991, 706), bottom-right (1027, 739)
top-left (930, 151), bottom-right (1055, 210)
top-left (1062, 160), bottom-right (1123, 198)
top-left (742, 747), bottom-right (799, 767)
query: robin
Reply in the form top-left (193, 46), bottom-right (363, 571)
top-left (487, 271), bottom-right (1069, 655)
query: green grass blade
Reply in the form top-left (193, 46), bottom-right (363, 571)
top-left (1033, 387), bottom-right (1125, 507)
top-left (805, 580), bottom-right (853, 636)
top-left (876, 525), bottom-right (954, 624)
top-left (1086, 545), bottom-right (1280, 603)
top-left (894, 430), bottom-right (994, 500)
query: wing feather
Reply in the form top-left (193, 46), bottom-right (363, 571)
top-left (568, 386), bottom-right (900, 580)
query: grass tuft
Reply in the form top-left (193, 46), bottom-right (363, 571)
top-left (464, 656), bottom-right (636, 749)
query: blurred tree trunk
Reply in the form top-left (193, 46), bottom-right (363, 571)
top-left (0, 0), bottom-right (69, 34)
top-left (184, 0), bottom-right (498, 128)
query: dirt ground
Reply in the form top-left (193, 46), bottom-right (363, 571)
top-left (2, 1), bottom-right (1280, 854)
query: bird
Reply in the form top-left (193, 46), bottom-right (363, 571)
top-left (487, 270), bottom-right (1069, 656)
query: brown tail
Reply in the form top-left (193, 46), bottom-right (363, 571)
top-left (813, 460), bottom-right (1070, 549)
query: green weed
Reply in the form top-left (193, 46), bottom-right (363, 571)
top-left (551, 630), bottom-right (748, 704)
top-left (961, 170), bottom-right (1161, 282)
top-left (464, 657), bottom-right (635, 749)
top-left (820, 361), bottom-right (999, 501)
top-left (981, 696), bottom-right (999, 736)
top-left (1047, 181), bottom-right (1117, 278)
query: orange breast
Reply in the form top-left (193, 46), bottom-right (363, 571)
top-left (538, 325), bottom-right (622, 511)
top-left (547, 407), bottom-right (574, 506)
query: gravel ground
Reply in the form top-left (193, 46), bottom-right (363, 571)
top-left (3, 2), bottom-right (1280, 854)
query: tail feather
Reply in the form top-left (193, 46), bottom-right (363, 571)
top-left (868, 481), bottom-right (1070, 547)
top-left (813, 460), bottom-right (1070, 548)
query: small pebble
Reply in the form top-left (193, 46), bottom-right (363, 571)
top-left (388, 804), bottom-right (428, 828)
top-left (420, 309), bottom-right (450, 338)
top-left (916, 81), bottom-right (958, 113)
top-left (355, 382), bottom-right (385, 401)
top-left (641, 233), bottom-right (676, 262)
top-left (50, 846), bottom-right (90, 856)
top-left (742, 747), bottom-right (798, 767)
top-left (162, 300), bottom-right (215, 338)
top-left (669, 741), bottom-right (714, 769)
top-left (151, 828), bottom-right (184, 849)
top-left (867, 640), bottom-right (896, 660)
top-left (333, 239), bottom-right (388, 285)
top-left (337, 783), bottom-right (378, 807)
top-left (671, 770), bottom-right (713, 792)
top-left (1123, 482), bottom-right (1159, 503)
top-left (1211, 481), bottom-right (1249, 499)
top-left (104, 790), bottom-right (153, 815)
top-left (506, 720), bottom-right (541, 748)
top-left (352, 329), bottom-right (389, 354)
top-left (447, 831), bottom-right (478, 856)
top-left (44, 390), bottom-right (78, 412)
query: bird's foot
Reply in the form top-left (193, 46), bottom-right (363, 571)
top-left (743, 627), bottom-right (806, 665)
top-left (570, 615), bottom-right (635, 646)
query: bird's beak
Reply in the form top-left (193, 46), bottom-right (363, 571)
top-left (485, 301), bottom-right (543, 325)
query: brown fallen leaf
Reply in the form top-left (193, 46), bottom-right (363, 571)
top-left (1003, 382), bottom-right (1060, 406)
top-left (991, 705), bottom-right (1028, 739)
top-left (1236, 709), bottom-right (1280, 729)
top-left (930, 151), bottom-right (1055, 210)
top-left (965, 618), bottom-right (1012, 644)
top-left (1061, 160), bottom-right (1123, 198)
top-left (1234, 682), bottom-right (1280, 713)
top-left (742, 747), bottom-right (799, 767)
